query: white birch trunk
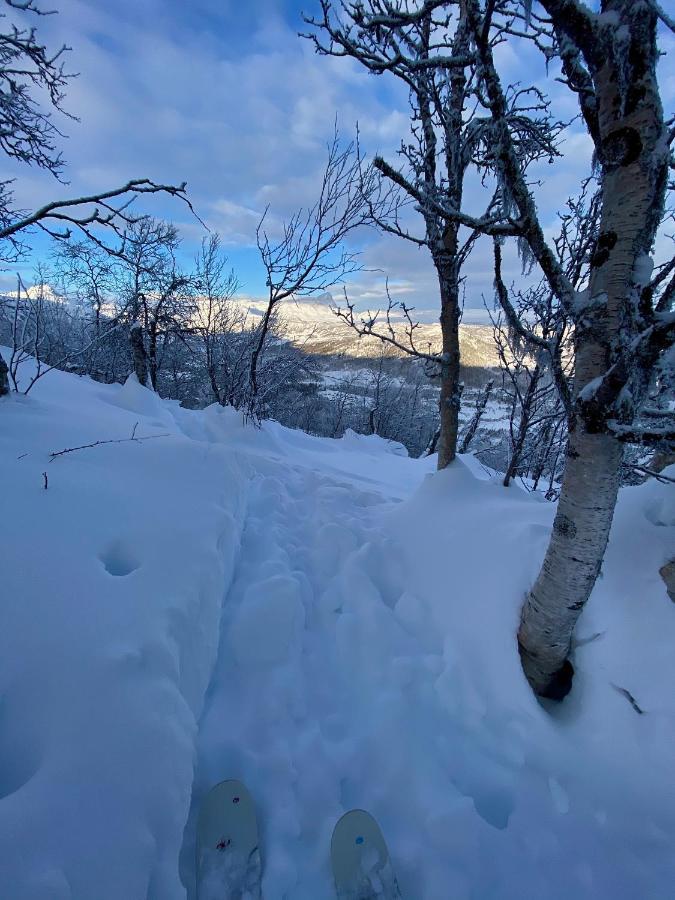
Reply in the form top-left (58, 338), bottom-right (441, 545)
top-left (518, 2), bottom-right (668, 697)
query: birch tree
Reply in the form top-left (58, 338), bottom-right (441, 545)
top-left (115, 219), bottom-right (192, 390)
top-left (464, 0), bottom-right (674, 697)
top-left (192, 234), bottom-right (243, 406)
top-left (307, 0), bottom-right (673, 698)
top-left (51, 240), bottom-right (116, 377)
top-left (0, 0), bottom-right (193, 394)
top-left (303, 1), bottom-right (560, 467)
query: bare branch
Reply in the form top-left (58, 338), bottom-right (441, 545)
top-left (648, 0), bottom-right (675, 33)
top-left (465, 0), bottom-right (576, 312)
top-left (0, 0), bottom-right (75, 178)
top-left (248, 126), bottom-right (388, 405)
top-left (624, 463), bottom-right (675, 484)
top-left (373, 154), bottom-right (521, 237)
top-left (334, 282), bottom-right (439, 363)
top-left (49, 426), bottom-right (170, 461)
top-left (0, 178), bottom-right (196, 244)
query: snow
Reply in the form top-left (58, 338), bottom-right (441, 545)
top-left (633, 253), bottom-right (654, 289)
top-left (0, 356), bottom-right (674, 899)
top-left (578, 374), bottom-right (603, 401)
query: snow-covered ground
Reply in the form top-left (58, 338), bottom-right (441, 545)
top-left (0, 359), bottom-right (673, 899)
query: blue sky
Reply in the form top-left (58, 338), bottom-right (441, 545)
top-left (6, 0), bottom-right (418, 304)
top-left (4, 0), bottom-right (674, 321)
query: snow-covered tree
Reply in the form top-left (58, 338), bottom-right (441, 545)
top-left (304, 1), bottom-right (561, 468)
top-left (465, 0), bottom-right (674, 697)
top-left (307, 0), bottom-right (674, 699)
top-left (0, 0), bottom-right (192, 394)
top-left (192, 234), bottom-right (242, 406)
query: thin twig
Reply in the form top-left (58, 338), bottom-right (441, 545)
top-left (49, 424), bottom-right (169, 461)
top-left (611, 683), bottom-right (645, 715)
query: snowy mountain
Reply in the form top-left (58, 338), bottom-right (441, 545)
top-left (234, 295), bottom-right (499, 367)
top-left (1, 356), bottom-right (674, 899)
top-left (4, 285), bottom-right (499, 369)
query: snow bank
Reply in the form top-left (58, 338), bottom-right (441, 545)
top-left (0, 362), bottom-right (250, 900)
top-left (1, 357), bottom-right (673, 899)
top-left (384, 462), bottom-right (675, 898)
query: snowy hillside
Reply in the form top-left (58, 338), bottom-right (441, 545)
top-left (0, 361), bottom-right (674, 900)
top-left (235, 295), bottom-right (499, 367)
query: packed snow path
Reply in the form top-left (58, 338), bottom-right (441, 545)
top-left (181, 459), bottom-right (425, 897)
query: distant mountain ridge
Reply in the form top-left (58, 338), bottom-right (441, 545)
top-left (1, 286), bottom-right (499, 370)
top-left (234, 295), bottom-right (499, 368)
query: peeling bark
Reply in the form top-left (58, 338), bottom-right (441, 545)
top-left (519, 432), bottom-right (623, 696)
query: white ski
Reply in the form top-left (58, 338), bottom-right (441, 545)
top-left (196, 779), bottom-right (262, 900)
top-left (331, 809), bottom-right (402, 900)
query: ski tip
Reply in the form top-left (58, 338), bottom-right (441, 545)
top-left (196, 780), bottom-right (261, 900)
top-left (331, 808), bottom-right (380, 847)
top-left (331, 808), bottom-right (401, 898)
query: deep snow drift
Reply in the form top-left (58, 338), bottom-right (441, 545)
top-left (0, 359), bottom-right (673, 899)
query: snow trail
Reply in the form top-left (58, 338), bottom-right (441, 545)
top-left (178, 453), bottom-right (507, 898)
top-left (180, 458), bottom-right (415, 897)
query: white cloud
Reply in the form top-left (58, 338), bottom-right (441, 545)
top-left (207, 199), bottom-right (264, 246)
top-left (6, 0), bottom-right (667, 315)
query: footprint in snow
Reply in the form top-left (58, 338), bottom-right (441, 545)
top-left (99, 540), bottom-right (141, 577)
